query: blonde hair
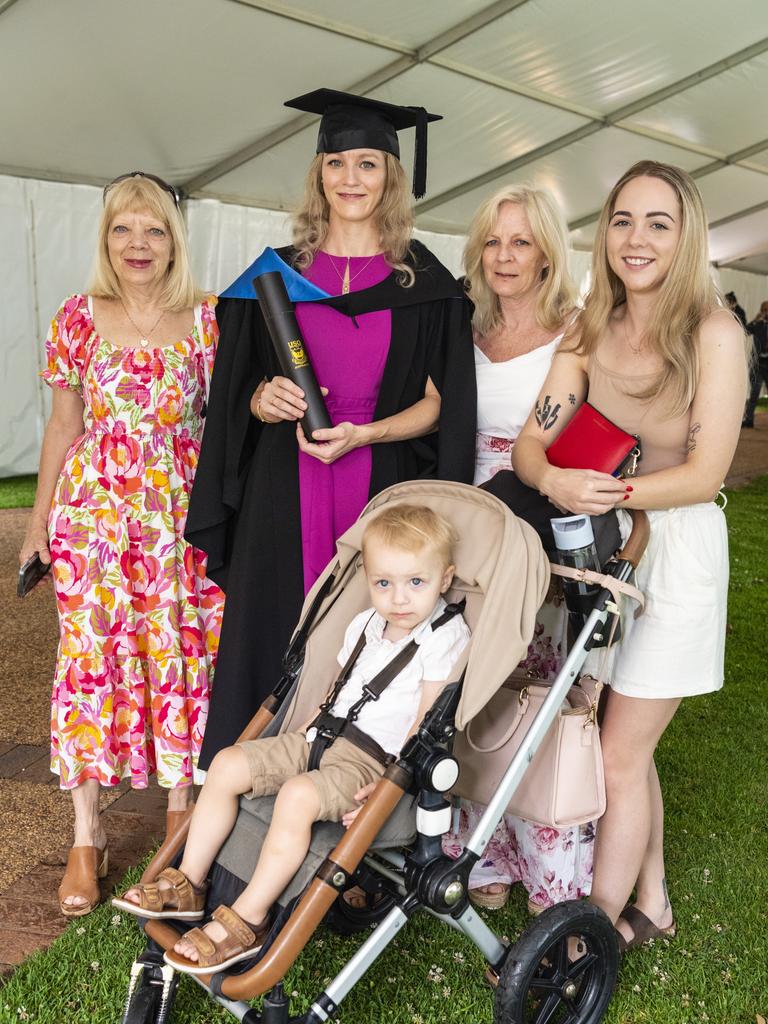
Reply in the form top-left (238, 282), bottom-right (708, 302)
top-left (464, 184), bottom-right (577, 337)
top-left (89, 176), bottom-right (203, 311)
top-left (573, 160), bottom-right (719, 416)
top-left (362, 504), bottom-right (457, 568)
top-left (292, 152), bottom-right (415, 286)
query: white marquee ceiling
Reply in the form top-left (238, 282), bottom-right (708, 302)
top-left (2, 0), bottom-right (767, 272)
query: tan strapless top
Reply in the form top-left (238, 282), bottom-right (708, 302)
top-left (587, 353), bottom-right (691, 476)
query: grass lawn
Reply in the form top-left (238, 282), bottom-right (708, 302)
top-left (0, 475), bottom-right (37, 509)
top-left (1, 479), bottom-right (767, 1024)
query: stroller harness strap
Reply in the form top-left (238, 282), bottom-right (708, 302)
top-left (307, 599), bottom-right (466, 770)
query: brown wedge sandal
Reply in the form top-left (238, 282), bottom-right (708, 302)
top-left (58, 844), bottom-right (109, 918)
top-left (112, 866), bottom-right (207, 921)
top-left (615, 904), bottom-right (676, 954)
top-left (163, 904), bottom-right (273, 975)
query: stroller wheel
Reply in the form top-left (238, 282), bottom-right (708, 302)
top-left (324, 885), bottom-right (396, 936)
top-left (122, 984), bottom-right (158, 1024)
top-left (493, 901), bottom-right (619, 1024)
top-left (121, 955), bottom-right (179, 1024)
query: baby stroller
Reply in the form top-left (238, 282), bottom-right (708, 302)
top-left (120, 480), bottom-right (648, 1024)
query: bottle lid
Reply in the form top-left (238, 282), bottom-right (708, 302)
top-left (550, 514), bottom-right (595, 552)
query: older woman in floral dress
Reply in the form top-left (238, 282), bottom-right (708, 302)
top-left (442, 184), bottom-right (594, 912)
top-left (19, 173), bottom-right (224, 916)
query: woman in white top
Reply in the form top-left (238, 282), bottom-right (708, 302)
top-left (442, 184), bottom-right (592, 912)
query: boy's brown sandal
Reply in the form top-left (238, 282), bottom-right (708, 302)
top-left (163, 904), bottom-right (273, 975)
top-left (112, 866), bottom-right (207, 920)
top-left (58, 844), bottom-right (109, 918)
top-left (615, 904), bottom-right (676, 954)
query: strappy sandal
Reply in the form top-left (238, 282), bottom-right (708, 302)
top-left (112, 866), bottom-right (207, 920)
top-left (163, 904), bottom-right (273, 975)
top-left (58, 844), bottom-right (109, 918)
top-left (615, 904), bottom-right (676, 954)
top-left (468, 883), bottom-right (511, 910)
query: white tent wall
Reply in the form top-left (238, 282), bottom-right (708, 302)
top-left (0, 177), bottom-right (104, 477)
top-left (2, 173), bottom-right (765, 478)
top-left (0, 176), bottom-right (39, 478)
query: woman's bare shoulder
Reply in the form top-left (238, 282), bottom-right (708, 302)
top-left (698, 307), bottom-right (745, 350)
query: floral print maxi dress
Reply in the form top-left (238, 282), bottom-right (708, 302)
top-left (43, 294), bottom-right (224, 791)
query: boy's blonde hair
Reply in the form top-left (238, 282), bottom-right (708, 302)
top-left (362, 504), bottom-right (457, 568)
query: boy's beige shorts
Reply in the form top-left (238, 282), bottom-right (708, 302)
top-left (239, 731), bottom-right (385, 822)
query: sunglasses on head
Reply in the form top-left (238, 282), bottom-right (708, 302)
top-left (103, 171), bottom-right (181, 206)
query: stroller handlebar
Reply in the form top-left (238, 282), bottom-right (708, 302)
top-left (616, 509), bottom-right (650, 569)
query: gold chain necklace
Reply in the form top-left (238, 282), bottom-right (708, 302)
top-left (326, 252), bottom-right (379, 295)
top-left (623, 314), bottom-right (644, 356)
top-left (120, 300), bottom-right (165, 348)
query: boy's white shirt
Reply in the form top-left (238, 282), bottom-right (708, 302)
top-left (306, 597), bottom-right (471, 756)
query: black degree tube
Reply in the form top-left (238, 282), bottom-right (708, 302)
top-left (254, 271), bottom-right (333, 438)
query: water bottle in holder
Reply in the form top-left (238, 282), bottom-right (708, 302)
top-left (551, 514), bottom-right (607, 643)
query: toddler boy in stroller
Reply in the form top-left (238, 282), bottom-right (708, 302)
top-left (114, 504), bottom-right (471, 975)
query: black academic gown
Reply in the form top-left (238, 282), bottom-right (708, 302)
top-left (186, 241), bottom-right (476, 766)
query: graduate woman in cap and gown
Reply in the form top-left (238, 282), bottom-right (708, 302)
top-left (186, 89), bottom-right (476, 765)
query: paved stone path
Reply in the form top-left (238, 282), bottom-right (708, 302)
top-left (0, 752), bottom-right (166, 976)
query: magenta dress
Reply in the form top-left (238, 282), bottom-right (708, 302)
top-left (295, 252), bottom-right (392, 592)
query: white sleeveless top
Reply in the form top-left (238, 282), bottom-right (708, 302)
top-left (474, 334), bottom-right (562, 485)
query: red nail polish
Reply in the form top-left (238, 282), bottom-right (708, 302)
top-left (625, 485), bottom-right (634, 492)
top-left (623, 494), bottom-right (630, 500)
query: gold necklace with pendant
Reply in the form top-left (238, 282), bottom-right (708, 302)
top-left (623, 313), bottom-right (645, 356)
top-left (120, 300), bottom-right (165, 348)
top-left (327, 253), bottom-right (379, 295)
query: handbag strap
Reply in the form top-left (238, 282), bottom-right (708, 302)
top-left (581, 604), bottom-right (623, 715)
top-left (464, 566), bottom-right (632, 753)
top-left (550, 563), bottom-right (645, 616)
top-left (551, 561), bottom-right (643, 713)
top-left (464, 688), bottom-right (531, 753)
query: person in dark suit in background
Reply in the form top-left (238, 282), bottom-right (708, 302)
top-left (725, 291), bottom-right (747, 328)
top-left (742, 299), bottom-right (768, 428)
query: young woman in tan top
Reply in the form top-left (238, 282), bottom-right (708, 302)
top-left (512, 160), bottom-right (748, 952)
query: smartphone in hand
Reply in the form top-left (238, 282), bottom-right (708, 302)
top-left (17, 553), bottom-right (51, 597)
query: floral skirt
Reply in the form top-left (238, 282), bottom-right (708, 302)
top-left (444, 806), bottom-right (594, 909)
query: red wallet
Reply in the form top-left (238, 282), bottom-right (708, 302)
top-left (546, 402), bottom-right (641, 477)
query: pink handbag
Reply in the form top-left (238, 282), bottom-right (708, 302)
top-left (453, 673), bottom-right (605, 829)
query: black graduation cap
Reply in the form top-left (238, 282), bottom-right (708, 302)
top-left (284, 88), bottom-right (442, 200)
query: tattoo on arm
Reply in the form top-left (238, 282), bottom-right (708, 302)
top-left (535, 394), bottom-right (562, 431)
top-left (568, 393), bottom-right (576, 406)
top-left (686, 422), bottom-right (701, 454)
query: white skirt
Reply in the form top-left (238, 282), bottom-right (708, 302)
top-left (593, 502), bottom-right (729, 699)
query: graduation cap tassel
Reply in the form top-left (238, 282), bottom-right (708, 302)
top-left (412, 108), bottom-right (428, 200)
